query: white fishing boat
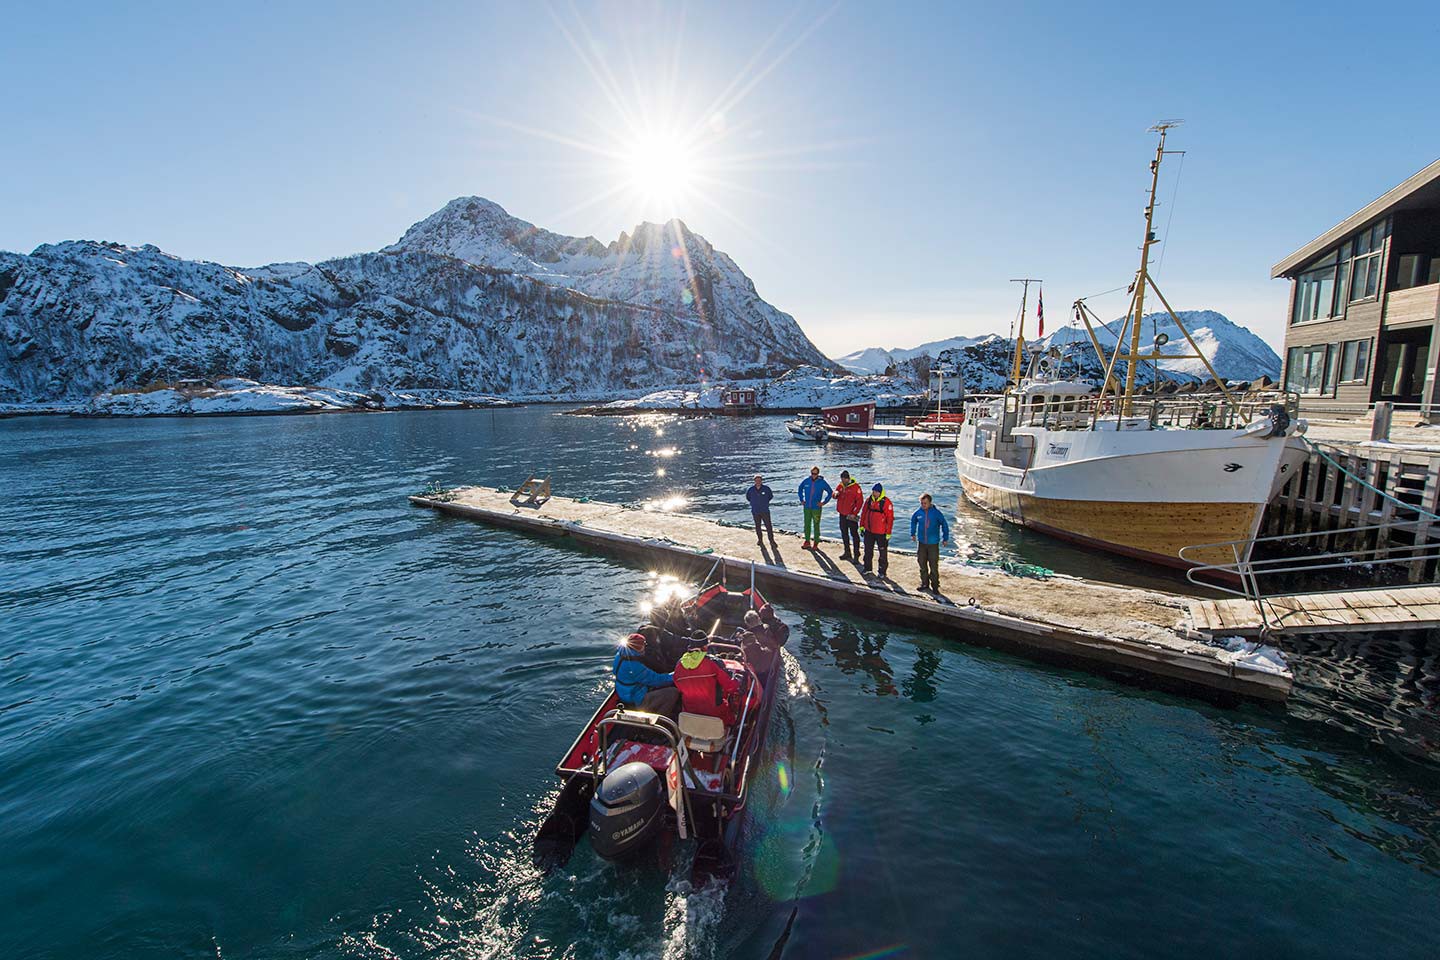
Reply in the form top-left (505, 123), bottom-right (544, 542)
top-left (955, 123), bottom-right (1308, 571)
top-left (784, 413), bottom-right (826, 442)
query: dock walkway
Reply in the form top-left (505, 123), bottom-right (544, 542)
top-left (410, 487), bottom-right (1292, 702)
top-left (1188, 586), bottom-right (1440, 636)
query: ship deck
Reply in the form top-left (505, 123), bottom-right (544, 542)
top-left (409, 486), bottom-right (1292, 702)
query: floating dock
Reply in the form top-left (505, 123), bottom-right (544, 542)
top-left (1188, 585), bottom-right (1440, 636)
top-left (820, 426), bottom-right (957, 448)
top-left (409, 487), bottom-right (1292, 702)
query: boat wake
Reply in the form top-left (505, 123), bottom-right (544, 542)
top-left (336, 649), bottom-right (830, 960)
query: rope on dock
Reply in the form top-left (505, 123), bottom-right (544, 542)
top-left (1304, 437), bottom-right (1440, 521)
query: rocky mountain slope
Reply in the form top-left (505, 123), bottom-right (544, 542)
top-left (0, 198), bottom-right (830, 403)
top-left (837, 334), bottom-right (992, 375)
top-left (840, 310), bottom-right (1281, 383)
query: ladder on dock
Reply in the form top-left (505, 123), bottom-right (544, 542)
top-left (1189, 585), bottom-right (1440, 637)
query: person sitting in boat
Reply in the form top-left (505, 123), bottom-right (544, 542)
top-left (740, 609), bottom-right (783, 681)
top-left (612, 633), bottom-right (682, 718)
top-left (673, 635), bottom-right (761, 727)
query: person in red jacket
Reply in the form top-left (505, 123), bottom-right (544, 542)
top-left (833, 470), bottom-right (865, 562)
top-left (673, 635), bottom-right (761, 725)
top-left (859, 483), bottom-right (895, 577)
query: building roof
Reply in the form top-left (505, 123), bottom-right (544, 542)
top-left (1272, 157), bottom-right (1440, 278)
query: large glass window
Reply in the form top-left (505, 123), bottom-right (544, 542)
top-left (1349, 220), bottom-right (1388, 302)
top-left (1338, 339), bottom-right (1371, 383)
top-left (1285, 344), bottom-right (1333, 395)
top-left (1351, 253), bottom-right (1381, 301)
top-left (1290, 220), bottom-right (1388, 324)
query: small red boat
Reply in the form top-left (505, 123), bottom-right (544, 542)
top-left (533, 570), bottom-right (784, 882)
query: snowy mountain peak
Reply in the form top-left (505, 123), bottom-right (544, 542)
top-left (0, 197), bottom-right (831, 403)
top-left (388, 196), bottom-right (607, 268)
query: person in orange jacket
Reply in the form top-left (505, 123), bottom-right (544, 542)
top-left (833, 469), bottom-right (865, 562)
top-left (859, 483), bottom-right (895, 577)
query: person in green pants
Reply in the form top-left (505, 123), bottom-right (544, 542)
top-left (797, 465), bottom-right (834, 550)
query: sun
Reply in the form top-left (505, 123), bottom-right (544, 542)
top-left (623, 132), bottom-right (698, 214)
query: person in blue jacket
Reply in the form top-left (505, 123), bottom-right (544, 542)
top-left (909, 492), bottom-right (952, 592)
top-left (797, 465), bottom-right (833, 549)
top-left (612, 633), bottom-right (682, 718)
top-left (746, 473), bottom-right (776, 545)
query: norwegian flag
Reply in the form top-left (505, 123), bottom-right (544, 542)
top-left (1036, 288), bottom-right (1045, 338)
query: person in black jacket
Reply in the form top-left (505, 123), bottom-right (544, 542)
top-left (746, 474), bottom-right (776, 545)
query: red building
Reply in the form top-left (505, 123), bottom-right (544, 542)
top-left (821, 401), bottom-right (875, 431)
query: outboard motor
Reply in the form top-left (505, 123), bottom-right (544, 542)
top-left (589, 761), bottom-right (665, 860)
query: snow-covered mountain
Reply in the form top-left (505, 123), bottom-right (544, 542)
top-left (1036, 309), bottom-right (1281, 382)
top-left (837, 334), bottom-right (991, 375)
top-left (0, 198), bottom-right (830, 403)
top-left (840, 310), bottom-right (1280, 383)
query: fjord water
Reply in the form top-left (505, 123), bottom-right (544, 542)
top-left (3, 408), bottom-right (1438, 960)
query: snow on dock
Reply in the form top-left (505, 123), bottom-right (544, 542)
top-left (408, 487), bottom-right (1292, 702)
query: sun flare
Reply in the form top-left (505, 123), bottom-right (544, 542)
top-left (623, 133), bottom-right (698, 212)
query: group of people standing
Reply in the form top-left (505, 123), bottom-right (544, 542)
top-left (610, 598), bottom-right (790, 725)
top-left (747, 467), bottom-right (953, 592)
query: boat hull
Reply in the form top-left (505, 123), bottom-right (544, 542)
top-left (958, 476), bottom-right (1264, 568)
top-left (955, 419), bottom-right (1306, 569)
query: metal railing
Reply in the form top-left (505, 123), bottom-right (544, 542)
top-left (965, 390), bottom-right (1300, 432)
top-left (1181, 520), bottom-right (1440, 633)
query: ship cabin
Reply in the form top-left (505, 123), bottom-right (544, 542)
top-left (1275, 157), bottom-right (1440, 418)
top-left (1018, 380), bottom-right (1096, 430)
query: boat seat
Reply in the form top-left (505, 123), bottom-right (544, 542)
top-left (677, 712), bottom-right (729, 753)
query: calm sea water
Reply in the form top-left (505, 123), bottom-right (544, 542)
top-left (3, 408), bottom-right (1438, 960)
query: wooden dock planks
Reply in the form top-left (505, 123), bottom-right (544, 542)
top-left (409, 486), bottom-right (1293, 702)
top-left (1188, 585), bottom-right (1440, 636)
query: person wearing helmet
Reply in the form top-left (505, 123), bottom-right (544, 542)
top-left (612, 633), bottom-right (681, 718)
top-left (860, 483), bottom-right (895, 577)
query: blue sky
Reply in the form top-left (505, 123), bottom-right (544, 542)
top-left (2, 1), bottom-right (1437, 357)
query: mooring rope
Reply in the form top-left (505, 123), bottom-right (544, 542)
top-left (1301, 436), bottom-right (1440, 522)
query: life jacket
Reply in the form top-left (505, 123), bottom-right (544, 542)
top-left (861, 494), bottom-right (894, 535)
top-left (673, 650), bottom-right (746, 724)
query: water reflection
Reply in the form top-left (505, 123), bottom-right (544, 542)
top-left (1283, 628), bottom-right (1440, 762)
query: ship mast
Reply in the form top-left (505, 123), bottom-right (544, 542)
top-left (1121, 124), bottom-right (1170, 413)
top-left (1109, 122), bottom-right (1238, 418)
top-left (1009, 278), bottom-right (1042, 385)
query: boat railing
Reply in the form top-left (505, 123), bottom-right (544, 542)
top-left (965, 390), bottom-right (1300, 432)
top-left (1180, 520), bottom-right (1440, 633)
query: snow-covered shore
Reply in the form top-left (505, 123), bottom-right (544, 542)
top-left (80, 379), bottom-right (517, 418)
top-left (572, 366), bottom-right (926, 414)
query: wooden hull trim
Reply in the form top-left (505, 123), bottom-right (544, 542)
top-left (958, 475), bottom-right (1263, 573)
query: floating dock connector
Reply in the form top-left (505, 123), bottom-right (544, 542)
top-left (409, 487), bottom-right (1292, 702)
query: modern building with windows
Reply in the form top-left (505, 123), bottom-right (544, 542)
top-left (1275, 158), bottom-right (1440, 414)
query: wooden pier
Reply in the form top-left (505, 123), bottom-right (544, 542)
top-left (1188, 585), bottom-right (1440, 637)
top-left (1265, 438), bottom-right (1440, 582)
top-left (409, 486), bottom-right (1293, 702)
